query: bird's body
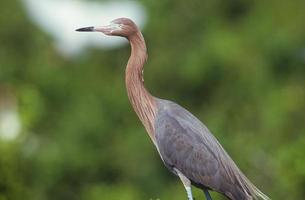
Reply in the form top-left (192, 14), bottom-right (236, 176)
top-left (155, 99), bottom-right (260, 200)
top-left (77, 18), bottom-right (269, 200)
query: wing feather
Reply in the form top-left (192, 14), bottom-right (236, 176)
top-left (154, 99), bottom-right (269, 200)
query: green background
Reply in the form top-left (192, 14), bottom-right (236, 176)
top-left (1, 0), bottom-right (305, 199)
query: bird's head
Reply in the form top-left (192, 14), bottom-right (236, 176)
top-left (76, 18), bottom-right (138, 38)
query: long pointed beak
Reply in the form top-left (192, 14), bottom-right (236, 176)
top-left (76, 23), bottom-right (121, 35)
top-left (75, 26), bottom-right (95, 32)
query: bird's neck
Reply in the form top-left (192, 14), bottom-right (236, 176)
top-left (125, 32), bottom-right (157, 140)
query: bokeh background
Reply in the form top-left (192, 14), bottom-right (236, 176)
top-left (1, 0), bottom-right (305, 199)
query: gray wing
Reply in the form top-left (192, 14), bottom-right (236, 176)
top-left (155, 99), bottom-right (253, 199)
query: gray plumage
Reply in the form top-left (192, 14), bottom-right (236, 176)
top-left (155, 98), bottom-right (268, 200)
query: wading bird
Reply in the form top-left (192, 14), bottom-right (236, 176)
top-left (76, 18), bottom-right (269, 200)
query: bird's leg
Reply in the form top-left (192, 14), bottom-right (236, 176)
top-left (185, 186), bottom-right (194, 200)
top-left (174, 168), bottom-right (194, 200)
top-left (203, 189), bottom-right (212, 200)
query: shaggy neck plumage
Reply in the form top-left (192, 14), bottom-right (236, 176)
top-left (125, 31), bottom-right (157, 141)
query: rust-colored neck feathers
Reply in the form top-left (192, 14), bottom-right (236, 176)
top-left (125, 31), bottom-right (157, 141)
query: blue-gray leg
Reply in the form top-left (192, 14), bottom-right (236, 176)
top-left (186, 186), bottom-right (194, 200)
top-left (175, 168), bottom-right (194, 200)
top-left (203, 189), bottom-right (212, 200)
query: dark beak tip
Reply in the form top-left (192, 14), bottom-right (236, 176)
top-left (75, 26), bottom-right (94, 32)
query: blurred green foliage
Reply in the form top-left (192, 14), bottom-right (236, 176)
top-left (0, 0), bottom-right (305, 199)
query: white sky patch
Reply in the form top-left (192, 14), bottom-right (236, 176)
top-left (21, 0), bottom-right (147, 57)
top-left (0, 109), bottom-right (21, 141)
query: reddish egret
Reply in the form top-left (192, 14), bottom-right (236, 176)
top-left (76, 18), bottom-right (269, 200)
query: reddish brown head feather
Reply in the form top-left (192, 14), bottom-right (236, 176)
top-left (109, 18), bottom-right (139, 38)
